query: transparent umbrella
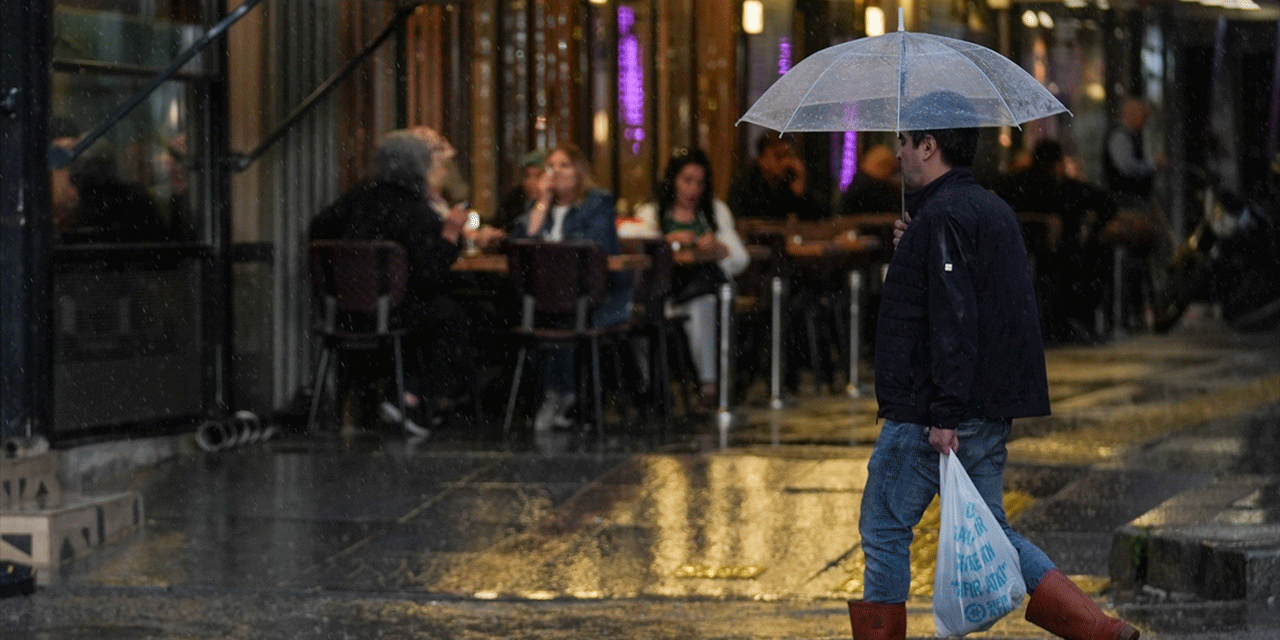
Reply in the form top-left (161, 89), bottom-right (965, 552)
top-left (738, 12), bottom-right (1069, 133)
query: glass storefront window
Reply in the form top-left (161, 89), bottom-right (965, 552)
top-left (49, 1), bottom-right (213, 435)
top-left (50, 2), bottom-right (209, 245)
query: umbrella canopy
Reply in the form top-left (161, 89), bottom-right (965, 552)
top-left (738, 24), bottom-right (1069, 133)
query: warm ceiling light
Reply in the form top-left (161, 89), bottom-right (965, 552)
top-left (1038, 11), bottom-right (1055, 29)
top-left (743, 1), bottom-right (764, 35)
top-left (865, 7), bottom-right (886, 37)
top-left (987, 0), bottom-right (1010, 9)
top-left (1021, 10), bottom-right (1039, 28)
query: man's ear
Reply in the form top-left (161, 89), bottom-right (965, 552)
top-left (920, 135), bottom-right (940, 160)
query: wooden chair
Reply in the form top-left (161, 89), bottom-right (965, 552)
top-left (625, 238), bottom-right (698, 429)
top-left (501, 240), bottom-right (630, 445)
top-left (306, 240), bottom-right (409, 434)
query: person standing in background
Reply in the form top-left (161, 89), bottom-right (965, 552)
top-left (1103, 97), bottom-right (1165, 333)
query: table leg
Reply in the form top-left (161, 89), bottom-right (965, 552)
top-left (847, 270), bottom-right (862, 397)
top-left (770, 276), bottom-right (785, 409)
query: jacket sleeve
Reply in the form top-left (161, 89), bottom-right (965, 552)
top-left (713, 199), bottom-right (750, 278)
top-left (402, 202), bottom-right (460, 289)
top-left (581, 191), bottom-right (620, 255)
top-left (925, 211), bottom-right (980, 430)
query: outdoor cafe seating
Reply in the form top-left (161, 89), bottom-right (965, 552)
top-left (497, 240), bottom-right (637, 445)
top-left (306, 218), bottom-right (889, 448)
top-left (306, 239), bottom-right (410, 435)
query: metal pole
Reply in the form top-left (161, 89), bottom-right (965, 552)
top-left (717, 281), bottom-right (734, 449)
top-left (1113, 246), bottom-right (1125, 335)
top-left (847, 271), bottom-right (862, 397)
top-left (769, 275), bottom-right (784, 409)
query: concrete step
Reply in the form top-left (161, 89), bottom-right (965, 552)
top-left (1, 490), bottom-right (144, 585)
top-left (1, 452), bottom-right (63, 510)
top-left (1110, 475), bottom-right (1280, 624)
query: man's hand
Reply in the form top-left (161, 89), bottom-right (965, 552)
top-left (928, 427), bottom-right (958, 454)
top-left (526, 197), bottom-right (552, 237)
top-left (472, 225), bottom-right (506, 251)
top-left (893, 211), bottom-right (912, 248)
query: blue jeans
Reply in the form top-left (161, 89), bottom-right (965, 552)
top-left (859, 418), bottom-right (1055, 603)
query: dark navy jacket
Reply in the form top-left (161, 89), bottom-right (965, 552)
top-left (874, 168), bottom-right (1050, 430)
top-left (514, 187), bottom-right (620, 255)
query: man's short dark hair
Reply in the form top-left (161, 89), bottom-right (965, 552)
top-left (903, 90), bottom-right (981, 168)
top-left (907, 128), bottom-right (979, 168)
top-left (755, 131), bottom-right (789, 156)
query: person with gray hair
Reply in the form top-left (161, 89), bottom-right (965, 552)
top-left (309, 127), bottom-right (474, 437)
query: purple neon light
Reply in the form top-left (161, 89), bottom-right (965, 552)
top-left (840, 131), bottom-right (858, 191)
top-left (778, 37), bottom-right (792, 75)
top-left (618, 6), bottom-right (645, 155)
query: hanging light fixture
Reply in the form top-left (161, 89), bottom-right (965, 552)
top-left (743, 1), bottom-right (764, 35)
top-left (865, 7), bottom-right (886, 37)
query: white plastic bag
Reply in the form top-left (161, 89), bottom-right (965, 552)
top-left (932, 451), bottom-right (1026, 637)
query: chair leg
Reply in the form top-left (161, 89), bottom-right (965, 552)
top-left (805, 305), bottom-right (825, 393)
top-left (608, 338), bottom-right (633, 433)
top-left (502, 345), bottom-right (529, 442)
top-left (307, 347), bottom-right (332, 435)
top-left (656, 328), bottom-right (673, 426)
top-left (591, 336), bottom-right (604, 447)
top-left (393, 336), bottom-right (407, 433)
top-left (672, 325), bottom-right (696, 416)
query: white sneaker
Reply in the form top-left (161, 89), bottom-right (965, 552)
top-left (533, 391), bottom-right (563, 432)
top-left (379, 401), bottom-right (431, 438)
top-left (550, 393), bottom-right (576, 428)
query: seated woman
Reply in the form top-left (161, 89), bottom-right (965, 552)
top-left (510, 143), bottom-right (630, 431)
top-left (634, 149), bottom-right (749, 413)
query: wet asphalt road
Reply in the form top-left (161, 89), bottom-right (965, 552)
top-left (2, 315), bottom-right (1279, 639)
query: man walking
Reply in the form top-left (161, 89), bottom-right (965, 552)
top-left (849, 91), bottom-right (1139, 640)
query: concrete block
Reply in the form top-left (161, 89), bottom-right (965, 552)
top-left (1109, 524), bottom-right (1149, 589)
top-left (0, 491), bottom-right (143, 584)
top-left (0, 453), bottom-right (63, 510)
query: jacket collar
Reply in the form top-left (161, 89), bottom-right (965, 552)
top-left (904, 167), bottom-right (974, 215)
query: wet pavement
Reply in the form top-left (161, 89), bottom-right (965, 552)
top-left (3, 312), bottom-right (1280, 639)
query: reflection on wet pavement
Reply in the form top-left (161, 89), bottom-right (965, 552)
top-left (20, 323), bottom-right (1280, 640)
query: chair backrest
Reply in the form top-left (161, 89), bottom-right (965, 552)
top-left (735, 229), bottom-right (791, 301)
top-left (628, 238), bottom-right (674, 316)
top-left (505, 240), bottom-right (608, 328)
top-left (309, 239), bottom-right (409, 334)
